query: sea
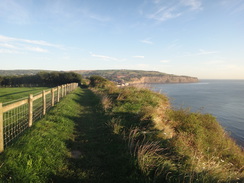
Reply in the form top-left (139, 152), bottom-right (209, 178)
top-left (146, 80), bottom-right (244, 148)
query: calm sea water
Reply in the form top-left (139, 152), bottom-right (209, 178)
top-left (148, 80), bottom-right (244, 148)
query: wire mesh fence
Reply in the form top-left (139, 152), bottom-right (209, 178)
top-left (0, 83), bottom-right (78, 152)
top-left (33, 92), bottom-right (44, 122)
top-left (3, 102), bottom-right (29, 147)
top-left (46, 92), bottom-right (52, 112)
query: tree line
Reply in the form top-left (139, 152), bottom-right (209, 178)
top-left (0, 72), bottom-right (82, 87)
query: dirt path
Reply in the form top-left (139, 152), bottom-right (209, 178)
top-left (52, 89), bottom-right (143, 183)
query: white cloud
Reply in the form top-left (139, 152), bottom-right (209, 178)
top-left (144, 0), bottom-right (202, 23)
top-left (148, 7), bottom-right (182, 22)
top-left (0, 49), bottom-right (21, 54)
top-left (181, 0), bottom-right (202, 10)
top-left (0, 35), bottom-right (63, 49)
top-left (0, 43), bottom-right (17, 49)
top-left (133, 56), bottom-right (145, 59)
top-left (197, 49), bottom-right (219, 55)
top-left (87, 13), bottom-right (111, 22)
top-left (140, 38), bottom-right (153, 44)
top-left (90, 52), bottom-right (118, 61)
top-left (0, 35), bottom-right (63, 54)
top-left (26, 47), bottom-right (48, 53)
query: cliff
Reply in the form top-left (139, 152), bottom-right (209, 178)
top-left (128, 75), bottom-right (198, 84)
top-left (74, 70), bottom-right (199, 84)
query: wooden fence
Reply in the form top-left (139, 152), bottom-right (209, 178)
top-left (0, 83), bottom-right (78, 153)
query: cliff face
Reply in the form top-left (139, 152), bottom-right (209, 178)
top-left (128, 76), bottom-right (198, 84)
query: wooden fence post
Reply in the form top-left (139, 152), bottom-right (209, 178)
top-left (0, 103), bottom-right (4, 153)
top-left (43, 90), bottom-right (46, 115)
top-left (61, 85), bottom-right (64, 98)
top-left (51, 88), bottom-right (55, 106)
top-left (64, 84), bottom-right (67, 96)
top-left (28, 94), bottom-right (33, 127)
top-left (57, 86), bottom-right (60, 102)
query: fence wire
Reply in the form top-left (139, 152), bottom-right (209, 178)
top-left (1, 83), bottom-right (78, 150)
top-left (3, 103), bottom-right (29, 147)
top-left (33, 93), bottom-right (43, 122)
top-left (46, 92), bottom-right (52, 112)
top-left (54, 90), bottom-right (58, 104)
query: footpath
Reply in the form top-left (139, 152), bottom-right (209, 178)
top-left (50, 88), bottom-right (143, 182)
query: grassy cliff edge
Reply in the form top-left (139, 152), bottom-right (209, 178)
top-left (90, 76), bottom-right (244, 182)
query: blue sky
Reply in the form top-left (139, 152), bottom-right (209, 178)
top-left (0, 0), bottom-right (244, 79)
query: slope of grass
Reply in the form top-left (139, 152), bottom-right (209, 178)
top-left (90, 78), bottom-right (244, 183)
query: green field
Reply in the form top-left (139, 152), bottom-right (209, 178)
top-left (0, 87), bottom-right (49, 103)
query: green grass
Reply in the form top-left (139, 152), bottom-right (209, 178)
top-left (90, 80), bottom-right (244, 183)
top-left (0, 83), bottom-right (243, 183)
top-left (0, 88), bottom-right (145, 182)
top-left (0, 88), bottom-right (78, 182)
top-left (0, 87), bottom-right (49, 103)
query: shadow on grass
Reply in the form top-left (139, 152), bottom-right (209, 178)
top-left (51, 89), bottom-right (144, 183)
top-left (0, 88), bottom-right (45, 98)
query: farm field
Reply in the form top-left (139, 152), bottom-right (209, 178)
top-left (0, 87), bottom-right (49, 103)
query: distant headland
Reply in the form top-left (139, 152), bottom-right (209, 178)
top-left (73, 70), bottom-right (199, 84)
top-left (0, 69), bottom-right (198, 85)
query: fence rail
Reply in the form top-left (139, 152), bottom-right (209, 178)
top-left (0, 83), bottom-right (78, 153)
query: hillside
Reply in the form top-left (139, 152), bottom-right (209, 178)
top-left (0, 70), bottom-right (198, 84)
top-left (0, 70), bottom-right (52, 76)
top-left (74, 70), bottom-right (199, 84)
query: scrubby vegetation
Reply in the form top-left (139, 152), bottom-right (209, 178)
top-left (0, 71), bottom-right (82, 87)
top-left (89, 76), bottom-right (244, 182)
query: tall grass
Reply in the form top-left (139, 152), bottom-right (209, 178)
top-left (90, 78), bottom-right (244, 183)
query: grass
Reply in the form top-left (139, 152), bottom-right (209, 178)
top-left (0, 81), bottom-right (243, 182)
top-left (0, 87), bottom-right (49, 103)
top-left (0, 88), bottom-right (145, 182)
top-left (0, 88), bottom-right (78, 182)
top-left (90, 79), bottom-right (244, 183)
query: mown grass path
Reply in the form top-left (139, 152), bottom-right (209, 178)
top-left (0, 88), bottom-right (143, 182)
top-left (52, 88), bottom-right (142, 182)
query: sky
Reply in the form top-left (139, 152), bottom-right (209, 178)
top-left (0, 0), bottom-right (244, 79)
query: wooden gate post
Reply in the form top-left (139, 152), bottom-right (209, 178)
top-left (28, 94), bottom-right (33, 127)
top-left (0, 103), bottom-right (4, 153)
